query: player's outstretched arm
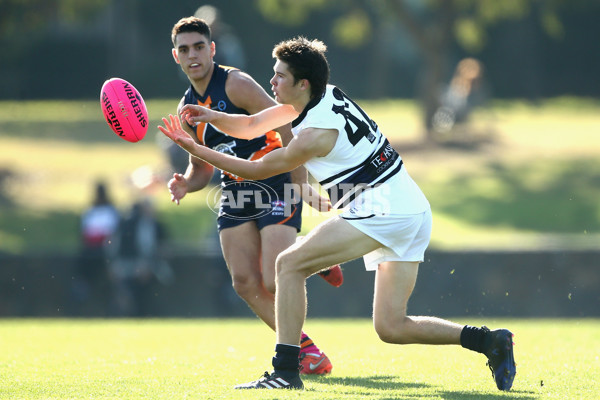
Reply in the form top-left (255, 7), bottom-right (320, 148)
top-left (159, 114), bottom-right (313, 180)
top-left (180, 103), bottom-right (299, 140)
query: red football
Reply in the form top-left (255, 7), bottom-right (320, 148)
top-left (100, 78), bottom-right (148, 142)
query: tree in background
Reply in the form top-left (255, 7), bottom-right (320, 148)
top-left (255, 0), bottom-right (573, 142)
top-left (0, 0), bottom-right (107, 39)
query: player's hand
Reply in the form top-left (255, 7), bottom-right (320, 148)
top-left (180, 104), bottom-right (215, 126)
top-left (302, 183), bottom-right (332, 212)
top-left (167, 173), bottom-right (188, 205)
top-left (158, 114), bottom-right (196, 151)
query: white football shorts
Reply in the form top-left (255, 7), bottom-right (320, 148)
top-left (341, 207), bottom-right (432, 271)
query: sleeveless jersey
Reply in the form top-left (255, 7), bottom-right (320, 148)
top-left (183, 63), bottom-right (286, 187)
top-left (291, 84), bottom-right (429, 214)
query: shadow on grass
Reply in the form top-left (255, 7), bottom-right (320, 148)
top-left (437, 389), bottom-right (538, 400)
top-left (304, 374), bottom-right (430, 391)
top-left (303, 375), bottom-right (539, 399)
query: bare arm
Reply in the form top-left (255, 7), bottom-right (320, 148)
top-left (181, 155), bottom-right (214, 190)
top-left (176, 99), bottom-right (214, 190)
top-left (180, 103), bottom-right (298, 140)
top-left (166, 99), bottom-right (215, 205)
top-left (158, 114), bottom-right (334, 181)
top-left (224, 72), bottom-right (331, 210)
top-left (167, 151), bottom-right (214, 205)
top-left (177, 72), bottom-right (331, 210)
top-left (225, 70), bottom-right (277, 115)
top-left (179, 70), bottom-right (298, 140)
top-left (274, 115), bottom-right (313, 201)
top-left (224, 71), bottom-right (308, 188)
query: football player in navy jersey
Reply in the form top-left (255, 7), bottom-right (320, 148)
top-left (160, 36), bottom-right (515, 391)
top-left (168, 18), bottom-right (341, 375)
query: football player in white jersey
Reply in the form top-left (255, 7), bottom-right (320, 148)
top-left (159, 37), bottom-right (516, 392)
top-left (167, 18), bottom-right (340, 376)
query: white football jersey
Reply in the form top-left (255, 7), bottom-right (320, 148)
top-left (292, 84), bottom-right (429, 214)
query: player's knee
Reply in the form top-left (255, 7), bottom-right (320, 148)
top-left (374, 321), bottom-right (397, 344)
top-left (374, 317), bottom-right (411, 344)
top-left (275, 251), bottom-right (310, 280)
top-left (275, 254), bottom-right (294, 279)
top-left (230, 273), bottom-right (261, 300)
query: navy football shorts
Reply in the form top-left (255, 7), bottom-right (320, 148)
top-left (216, 180), bottom-right (302, 232)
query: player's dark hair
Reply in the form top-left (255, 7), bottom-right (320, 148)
top-left (171, 16), bottom-right (211, 46)
top-left (272, 37), bottom-right (330, 99)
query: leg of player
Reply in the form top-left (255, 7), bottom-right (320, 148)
top-left (259, 224), bottom-right (333, 375)
top-left (372, 261), bottom-right (516, 391)
top-left (275, 217), bottom-right (383, 343)
top-left (295, 236), bottom-right (344, 288)
top-left (372, 261), bottom-right (463, 344)
top-left (220, 222), bottom-right (276, 328)
top-left (235, 217), bottom-right (383, 389)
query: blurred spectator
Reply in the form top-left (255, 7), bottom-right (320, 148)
top-left (432, 58), bottom-right (489, 135)
top-left (107, 198), bottom-right (172, 316)
top-left (70, 181), bottom-right (120, 315)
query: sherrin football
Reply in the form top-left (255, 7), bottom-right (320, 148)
top-left (100, 78), bottom-right (148, 142)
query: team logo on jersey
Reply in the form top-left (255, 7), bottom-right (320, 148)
top-left (212, 141), bottom-right (242, 181)
top-left (370, 143), bottom-right (397, 173)
top-left (213, 140), bottom-right (237, 156)
top-left (210, 100), bottom-right (227, 111)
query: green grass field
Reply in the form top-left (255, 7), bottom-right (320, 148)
top-left (0, 98), bottom-right (599, 254)
top-left (1, 318), bottom-right (598, 399)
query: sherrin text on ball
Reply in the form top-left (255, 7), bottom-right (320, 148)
top-left (100, 78), bottom-right (148, 142)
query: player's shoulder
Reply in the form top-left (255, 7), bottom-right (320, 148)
top-left (225, 69), bottom-right (276, 113)
top-left (293, 127), bottom-right (338, 157)
top-left (224, 67), bottom-right (260, 91)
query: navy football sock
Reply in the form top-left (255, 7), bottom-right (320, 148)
top-left (460, 325), bottom-right (489, 354)
top-left (272, 343), bottom-right (301, 379)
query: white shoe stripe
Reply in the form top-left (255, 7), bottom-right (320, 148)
top-left (259, 379), bottom-right (291, 389)
top-left (253, 375), bottom-right (294, 389)
top-left (275, 377), bottom-right (289, 386)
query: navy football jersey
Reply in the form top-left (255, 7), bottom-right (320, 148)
top-left (183, 63), bottom-right (287, 188)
